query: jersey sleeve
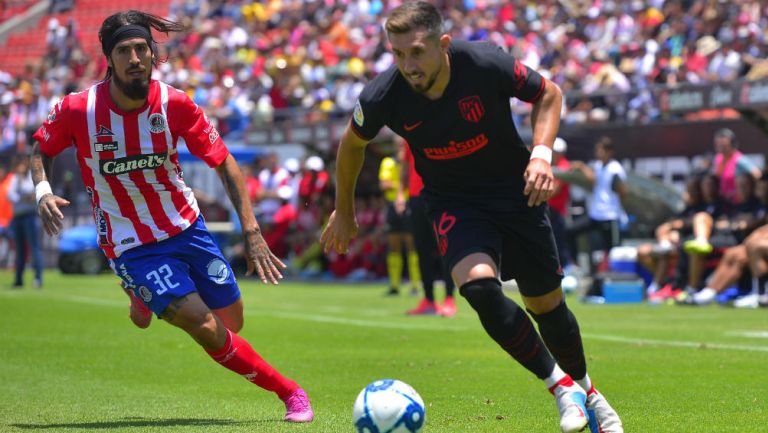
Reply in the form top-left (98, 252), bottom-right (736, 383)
top-left (609, 161), bottom-right (627, 181)
top-left (32, 96), bottom-right (73, 157)
top-left (169, 89), bottom-right (229, 168)
top-left (349, 84), bottom-right (388, 141)
top-left (482, 43), bottom-right (546, 103)
top-left (736, 155), bottom-right (759, 174)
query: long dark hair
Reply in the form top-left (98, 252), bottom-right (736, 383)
top-left (98, 10), bottom-right (187, 80)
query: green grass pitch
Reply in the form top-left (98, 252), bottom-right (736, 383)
top-left (1, 271), bottom-right (766, 432)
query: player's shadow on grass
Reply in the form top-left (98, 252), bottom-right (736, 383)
top-left (9, 416), bottom-right (282, 429)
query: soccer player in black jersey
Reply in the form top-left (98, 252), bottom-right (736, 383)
top-left (320, 2), bottom-right (623, 433)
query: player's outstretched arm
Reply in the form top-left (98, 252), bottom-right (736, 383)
top-left (215, 154), bottom-right (285, 284)
top-left (31, 142), bottom-right (69, 236)
top-left (524, 79), bottom-right (563, 207)
top-left (319, 124), bottom-right (368, 254)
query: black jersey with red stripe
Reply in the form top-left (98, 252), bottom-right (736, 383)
top-left (351, 40), bottom-right (545, 204)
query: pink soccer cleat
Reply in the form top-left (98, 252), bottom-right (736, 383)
top-left (440, 296), bottom-right (457, 317)
top-left (406, 299), bottom-right (439, 315)
top-left (121, 282), bottom-right (152, 329)
top-left (282, 388), bottom-right (314, 422)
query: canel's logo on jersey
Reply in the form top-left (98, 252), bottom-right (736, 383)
top-left (206, 259), bottom-right (230, 284)
top-left (148, 113), bottom-right (168, 134)
top-left (99, 153), bottom-right (167, 176)
top-left (458, 95), bottom-right (485, 123)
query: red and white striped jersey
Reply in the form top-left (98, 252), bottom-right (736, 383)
top-left (33, 80), bottom-right (229, 258)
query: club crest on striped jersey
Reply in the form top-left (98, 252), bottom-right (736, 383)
top-left (148, 113), bottom-right (167, 133)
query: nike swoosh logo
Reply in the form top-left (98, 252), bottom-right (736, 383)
top-left (404, 121), bottom-right (423, 132)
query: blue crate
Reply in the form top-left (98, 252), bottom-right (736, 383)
top-left (602, 278), bottom-right (644, 303)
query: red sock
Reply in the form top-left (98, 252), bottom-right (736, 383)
top-left (206, 329), bottom-right (298, 399)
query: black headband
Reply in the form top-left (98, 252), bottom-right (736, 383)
top-left (103, 24), bottom-right (153, 57)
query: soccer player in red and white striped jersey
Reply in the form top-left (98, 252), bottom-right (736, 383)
top-left (30, 10), bottom-right (313, 422)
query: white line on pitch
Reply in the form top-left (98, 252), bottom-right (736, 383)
top-left (7, 291), bottom-right (768, 352)
top-left (582, 333), bottom-right (768, 353)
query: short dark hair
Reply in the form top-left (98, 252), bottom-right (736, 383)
top-left (596, 136), bottom-right (614, 152)
top-left (98, 10), bottom-right (186, 80)
top-left (714, 128), bottom-right (738, 148)
top-left (385, 1), bottom-right (443, 40)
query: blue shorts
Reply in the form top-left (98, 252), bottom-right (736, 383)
top-left (109, 216), bottom-right (240, 316)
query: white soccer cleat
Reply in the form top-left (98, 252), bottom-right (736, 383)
top-left (551, 377), bottom-right (589, 433)
top-left (586, 388), bottom-right (623, 433)
top-left (733, 293), bottom-right (759, 308)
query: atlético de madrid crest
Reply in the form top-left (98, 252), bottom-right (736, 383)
top-left (458, 95), bottom-right (485, 123)
top-left (148, 113), bottom-right (167, 134)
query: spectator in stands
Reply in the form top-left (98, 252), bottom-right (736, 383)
top-left (7, 156), bottom-right (43, 288)
top-left (241, 158), bottom-right (262, 206)
top-left (257, 152), bottom-right (290, 223)
top-left (297, 156), bottom-right (329, 209)
top-left (261, 185), bottom-right (298, 260)
top-left (711, 128), bottom-right (762, 204)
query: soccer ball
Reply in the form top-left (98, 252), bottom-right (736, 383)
top-left (352, 379), bottom-right (426, 433)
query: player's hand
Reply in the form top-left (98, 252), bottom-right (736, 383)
top-left (244, 228), bottom-right (286, 284)
top-left (37, 194), bottom-right (70, 236)
top-left (523, 158), bottom-right (555, 207)
top-left (319, 210), bottom-right (359, 254)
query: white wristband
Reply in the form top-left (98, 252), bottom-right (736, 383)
top-left (35, 181), bottom-right (53, 205)
top-left (530, 144), bottom-right (553, 164)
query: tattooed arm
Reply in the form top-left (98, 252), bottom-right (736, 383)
top-left (214, 154), bottom-right (285, 284)
top-left (31, 142), bottom-right (70, 236)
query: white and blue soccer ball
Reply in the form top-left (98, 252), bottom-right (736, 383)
top-left (353, 379), bottom-right (426, 433)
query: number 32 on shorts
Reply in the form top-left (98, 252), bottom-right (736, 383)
top-left (146, 264), bottom-right (179, 295)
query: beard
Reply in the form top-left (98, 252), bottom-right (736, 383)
top-left (112, 70), bottom-right (150, 100)
top-left (407, 70), bottom-right (439, 94)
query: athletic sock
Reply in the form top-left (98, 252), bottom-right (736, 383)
top-left (544, 364), bottom-right (567, 390)
top-left (423, 283), bottom-right (435, 302)
top-left (206, 328), bottom-right (298, 399)
top-left (386, 252), bottom-right (403, 290)
top-left (529, 302), bottom-right (587, 381)
top-left (444, 274), bottom-right (456, 298)
top-left (575, 373), bottom-right (594, 395)
top-left (460, 278), bottom-right (555, 379)
top-left (407, 251), bottom-right (421, 289)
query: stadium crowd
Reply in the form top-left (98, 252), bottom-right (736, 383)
top-left (0, 1), bottom-right (767, 305)
top-left (2, 0), bottom-right (768, 149)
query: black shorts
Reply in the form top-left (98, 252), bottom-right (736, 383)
top-left (386, 202), bottom-right (412, 233)
top-left (425, 200), bottom-right (563, 297)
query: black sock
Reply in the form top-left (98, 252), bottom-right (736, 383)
top-left (529, 302), bottom-right (587, 381)
top-left (423, 283), bottom-right (435, 302)
top-left (460, 278), bottom-right (555, 379)
top-left (445, 275), bottom-right (456, 298)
